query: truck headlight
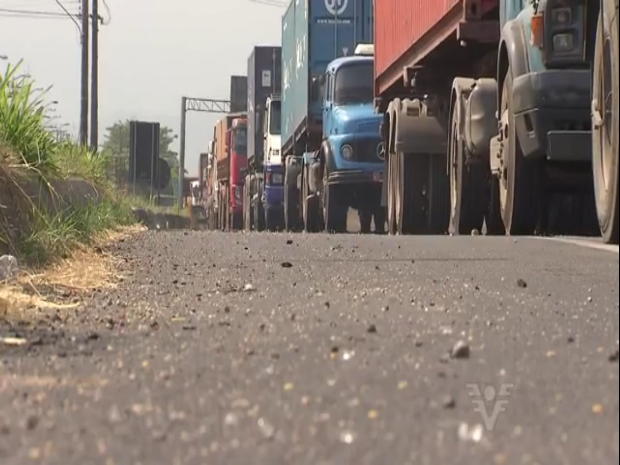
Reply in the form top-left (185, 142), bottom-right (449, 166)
top-left (552, 33), bottom-right (574, 53)
top-left (551, 7), bottom-right (572, 27)
top-left (341, 145), bottom-right (353, 160)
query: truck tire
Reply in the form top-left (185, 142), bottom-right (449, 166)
top-left (592, 3), bottom-right (619, 244)
top-left (449, 102), bottom-right (488, 235)
top-left (428, 154), bottom-right (450, 234)
top-left (323, 181), bottom-right (348, 233)
top-left (387, 155), bottom-right (398, 235)
top-left (499, 67), bottom-right (544, 235)
top-left (255, 201), bottom-right (265, 232)
top-left (232, 211), bottom-right (243, 231)
top-left (266, 208), bottom-right (280, 232)
top-left (485, 176), bottom-right (506, 235)
top-left (302, 175), bottom-right (321, 233)
top-left (397, 153), bottom-right (427, 235)
top-left (359, 209), bottom-right (373, 234)
top-left (284, 185), bottom-right (298, 232)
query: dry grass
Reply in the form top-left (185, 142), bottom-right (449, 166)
top-left (0, 225), bottom-right (144, 319)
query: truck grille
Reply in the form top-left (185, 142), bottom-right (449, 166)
top-left (352, 138), bottom-right (384, 163)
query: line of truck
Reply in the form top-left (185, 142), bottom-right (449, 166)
top-left (197, 0), bottom-right (617, 245)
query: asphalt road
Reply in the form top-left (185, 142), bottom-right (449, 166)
top-left (1, 231), bottom-right (618, 464)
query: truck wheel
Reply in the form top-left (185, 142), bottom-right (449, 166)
top-left (398, 153), bottom-right (427, 235)
top-left (499, 67), bottom-right (544, 235)
top-left (485, 176), bottom-right (506, 235)
top-left (359, 209), bottom-right (373, 234)
top-left (284, 185), bottom-right (300, 232)
top-left (449, 103), bottom-right (487, 235)
top-left (592, 3), bottom-right (619, 244)
top-left (302, 171), bottom-right (320, 233)
top-left (255, 201), bottom-right (265, 232)
top-left (387, 155), bottom-right (398, 235)
top-left (374, 207), bottom-right (386, 234)
top-left (323, 182), bottom-right (347, 233)
top-left (266, 209), bottom-right (279, 232)
top-left (428, 154), bottom-right (450, 234)
top-left (232, 211), bottom-right (243, 231)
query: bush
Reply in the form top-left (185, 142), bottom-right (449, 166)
top-left (0, 61), bottom-right (58, 170)
top-left (0, 61), bottom-right (134, 267)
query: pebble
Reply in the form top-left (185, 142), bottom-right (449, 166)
top-left (451, 341), bottom-right (471, 359)
top-left (442, 396), bottom-right (456, 409)
top-left (516, 279), bottom-right (528, 289)
top-left (367, 324), bottom-right (377, 334)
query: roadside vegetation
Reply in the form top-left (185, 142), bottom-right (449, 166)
top-left (0, 60), bottom-right (135, 268)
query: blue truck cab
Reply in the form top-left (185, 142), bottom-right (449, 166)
top-left (304, 45), bottom-right (385, 233)
top-left (280, 0), bottom-right (376, 233)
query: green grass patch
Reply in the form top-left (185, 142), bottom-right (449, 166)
top-left (1, 61), bottom-right (135, 268)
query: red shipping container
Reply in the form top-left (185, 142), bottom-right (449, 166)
top-left (374, 0), bottom-right (498, 95)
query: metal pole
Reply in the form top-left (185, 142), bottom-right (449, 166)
top-left (80, 0), bottom-right (89, 146)
top-left (178, 97), bottom-right (187, 210)
top-left (90, 0), bottom-right (99, 151)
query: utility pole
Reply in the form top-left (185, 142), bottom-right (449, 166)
top-left (90, 0), bottom-right (99, 151)
top-left (80, 0), bottom-right (89, 147)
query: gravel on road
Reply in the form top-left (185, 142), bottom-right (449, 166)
top-left (1, 231), bottom-right (618, 464)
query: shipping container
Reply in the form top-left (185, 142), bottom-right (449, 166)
top-left (247, 46), bottom-right (282, 165)
top-left (281, 0), bottom-right (373, 155)
top-left (374, 0), bottom-right (498, 96)
top-left (230, 76), bottom-right (248, 113)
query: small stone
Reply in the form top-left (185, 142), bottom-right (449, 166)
top-left (367, 324), bottom-right (377, 334)
top-left (516, 279), bottom-right (528, 289)
top-left (286, 240), bottom-right (293, 245)
top-left (257, 418), bottom-right (276, 439)
top-left (609, 350), bottom-right (619, 363)
top-left (451, 341), bottom-right (470, 359)
top-left (23, 415), bottom-right (39, 431)
top-left (281, 262), bottom-right (293, 268)
top-left (471, 229), bottom-right (480, 236)
top-left (567, 336), bottom-right (576, 344)
top-left (442, 396), bottom-right (456, 409)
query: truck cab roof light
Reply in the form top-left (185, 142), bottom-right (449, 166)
top-left (354, 44), bottom-right (374, 56)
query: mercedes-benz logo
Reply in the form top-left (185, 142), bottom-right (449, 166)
top-left (376, 142), bottom-right (386, 160)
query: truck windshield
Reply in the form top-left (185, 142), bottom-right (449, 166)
top-left (334, 62), bottom-right (374, 105)
top-left (233, 126), bottom-right (247, 156)
top-left (269, 101), bottom-right (281, 135)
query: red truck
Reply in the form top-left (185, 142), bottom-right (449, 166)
top-left (374, 0), bottom-right (617, 242)
top-left (207, 113), bottom-right (248, 231)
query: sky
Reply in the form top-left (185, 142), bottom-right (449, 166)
top-left (0, 0), bottom-right (284, 176)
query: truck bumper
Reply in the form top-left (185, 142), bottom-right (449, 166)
top-left (512, 70), bottom-right (591, 162)
top-left (327, 170), bottom-right (384, 185)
